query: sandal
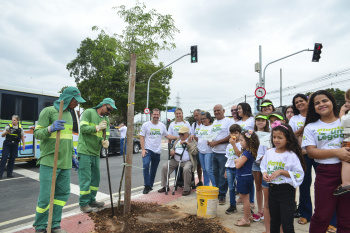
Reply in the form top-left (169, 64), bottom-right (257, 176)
top-left (234, 217), bottom-right (250, 227)
top-left (252, 211), bottom-right (264, 222)
top-left (327, 225), bottom-right (337, 233)
top-left (333, 185), bottom-right (350, 196)
top-left (298, 217), bottom-right (308, 225)
top-left (237, 198), bottom-right (243, 205)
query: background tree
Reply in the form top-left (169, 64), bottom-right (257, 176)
top-left (305, 88), bottom-right (345, 111)
top-left (66, 1), bottom-right (179, 122)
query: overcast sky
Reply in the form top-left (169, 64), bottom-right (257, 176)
top-left (1, 0), bottom-right (350, 121)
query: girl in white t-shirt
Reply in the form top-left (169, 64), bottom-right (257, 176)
top-left (251, 113), bottom-right (269, 223)
top-left (237, 102), bottom-right (255, 132)
top-left (261, 121), bottom-right (305, 233)
top-left (302, 90), bottom-right (350, 232)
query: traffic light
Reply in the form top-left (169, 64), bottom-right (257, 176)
top-left (312, 43), bottom-right (323, 62)
top-left (191, 45), bottom-right (198, 63)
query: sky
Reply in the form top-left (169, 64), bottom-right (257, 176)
top-left (1, 0), bottom-right (350, 122)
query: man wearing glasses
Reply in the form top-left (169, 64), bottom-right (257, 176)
top-left (231, 105), bottom-right (239, 123)
top-left (77, 98), bottom-right (117, 213)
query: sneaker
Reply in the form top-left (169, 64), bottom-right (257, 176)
top-left (90, 201), bottom-right (104, 208)
top-left (225, 205), bottom-right (237, 214)
top-left (7, 175), bottom-right (14, 178)
top-left (294, 204), bottom-right (301, 218)
top-left (218, 196), bottom-right (226, 205)
top-left (143, 186), bottom-right (151, 194)
top-left (80, 205), bottom-right (93, 213)
top-left (252, 212), bottom-right (264, 222)
top-left (196, 181), bottom-right (203, 187)
top-left (52, 227), bottom-right (67, 233)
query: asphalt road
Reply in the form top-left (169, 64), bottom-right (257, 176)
top-left (0, 142), bottom-right (170, 232)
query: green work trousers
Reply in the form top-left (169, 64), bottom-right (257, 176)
top-left (33, 165), bottom-right (70, 230)
top-left (78, 153), bottom-right (100, 207)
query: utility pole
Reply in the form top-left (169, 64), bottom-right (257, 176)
top-left (176, 92), bottom-right (180, 108)
top-left (280, 69), bottom-right (282, 107)
top-left (124, 53), bottom-right (137, 214)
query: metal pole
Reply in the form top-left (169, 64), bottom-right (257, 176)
top-left (259, 45), bottom-right (263, 88)
top-left (146, 53), bottom-right (190, 121)
top-left (245, 95), bottom-right (246, 103)
top-left (263, 49), bottom-right (312, 88)
top-left (280, 69), bottom-right (282, 107)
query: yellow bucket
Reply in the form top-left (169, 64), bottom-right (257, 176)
top-left (196, 186), bottom-right (219, 218)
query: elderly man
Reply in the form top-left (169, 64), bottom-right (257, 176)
top-left (231, 105), bottom-right (239, 123)
top-left (209, 104), bottom-right (234, 205)
top-left (158, 126), bottom-right (198, 196)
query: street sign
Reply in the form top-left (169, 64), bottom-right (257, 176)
top-left (144, 108), bottom-right (150, 114)
top-left (255, 87), bottom-right (266, 99)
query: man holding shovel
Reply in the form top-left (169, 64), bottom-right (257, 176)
top-left (158, 126), bottom-right (198, 196)
top-left (77, 98), bottom-right (117, 213)
top-left (33, 86), bottom-right (86, 233)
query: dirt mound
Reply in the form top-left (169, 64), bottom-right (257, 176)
top-left (89, 202), bottom-right (230, 233)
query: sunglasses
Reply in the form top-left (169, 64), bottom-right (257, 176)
top-left (231, 109), bottom-right (238, 112)
top-left (106, 106), bottom-right (113, 112)
top-left (179, 133), bottom-right (185, 136)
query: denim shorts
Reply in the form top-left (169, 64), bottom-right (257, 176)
top-left (236, 174), bottom-right (254, 194)
top-left (262, 179), bottom-right (269, 188)
top-left (252, 161), bottom-right (261, 172)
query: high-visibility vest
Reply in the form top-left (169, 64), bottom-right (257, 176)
top-left (5, 124), bottom-right (22, 143)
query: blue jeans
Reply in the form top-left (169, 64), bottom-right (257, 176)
top-left (212, 153), bottom-right (228, 197)
top-left (120, 138), bottom-right (127, 155)
top-left (250, 181), bottom-right (255, 203)
top-left (0, 140), bottom-right (19, 177)
top-left (226, 167), bottom-right (236, 206)
top-left (198, 152), bottom-right (215, 186)
top-left (142, 149), bottom-right (160, 188)
top-left (299, 154), bottom-right (318, 221)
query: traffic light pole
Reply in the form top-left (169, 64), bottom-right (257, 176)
top-left (146, 53), bottom-right (190, 121)
top-left (262, 48), bottom-right (313, 89)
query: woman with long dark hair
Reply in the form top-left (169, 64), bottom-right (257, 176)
top-left (302, 90), bottom-right (350, 232)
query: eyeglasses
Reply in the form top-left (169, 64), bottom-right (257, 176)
top-left (179, 133), bottom-right (185, 136)
top-left (231, 109), bottom-right (238, 112)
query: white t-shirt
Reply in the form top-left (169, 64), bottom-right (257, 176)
top-left (211, 117), bottom-right (234, 154)
top-left (168, 121), bottom-right (191, 137)
top-left (118, 125), bottom-right (127, 138)
top-left (237, 117), bottom-right (255, 132)
top-left (260, 148), bottom-right (304, 188)
top-left (140, 121), bottom-right (169, 154)
top-left (255, 131), bottom-right (270, 163)
top-left (191, 122), bottom-right (202, 136)
top-left (174, 139), bottom-right (190, 162)
top-left (225, 142), bottom-right (242, 168)
top-left (289, 114), bottom-right (306, 132)
top-left (302, 119), bottom-right (344, 164)
top-left (197, 124), bottom-right (213, 154)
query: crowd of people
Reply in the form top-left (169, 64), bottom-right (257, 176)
top-left (139, 89), bottom-right (350, 233)
top-left (2, 86), bottom-right (350, 233)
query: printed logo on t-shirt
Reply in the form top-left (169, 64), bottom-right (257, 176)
top-left (296, 122), bottom-right (305, 129)
top-left (228, 148), bottom-right (238, 161)
top-left (195, 127), bottom-right (200, 135)
top-left (212, 124), bottom-right (223, 133)
top-left (198, 129), bottom-right (210, 136)
top-left (150, 128), bottom-right (161, 136)
top-left (240, 124), bottom-right (246, 131)
top-left (173, 125), bottom-right (184, 133)
top-left (316, 127), bottom-right (344, 142)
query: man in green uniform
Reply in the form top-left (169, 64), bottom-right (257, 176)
top-left (78, 98), bottom-right (117, 213)
top-left (33, 86), bottom-right (86, 233)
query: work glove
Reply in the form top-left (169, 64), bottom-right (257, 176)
top-left (102, 140), bottom-right (109, 149)
top-left (96, 121), bottom-right (107, 132)
top-left (48, 120), bottom-right (66, 133)
top-left (72, 157), bottom-right (79, 171)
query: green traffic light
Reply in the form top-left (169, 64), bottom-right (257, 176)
top-left (192, 57), bottom-right (195, 61)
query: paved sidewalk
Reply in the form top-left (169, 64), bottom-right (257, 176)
top-left (12, 179), bottom-right (312, 233)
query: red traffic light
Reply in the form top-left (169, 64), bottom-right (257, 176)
top-left (312, 43), bottom-right (323, 62)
